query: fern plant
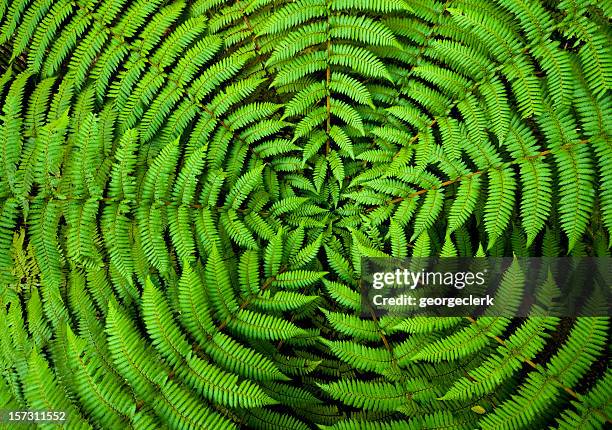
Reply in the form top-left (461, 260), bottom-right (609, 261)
top-left (0, 0), bottom-right (610, 428)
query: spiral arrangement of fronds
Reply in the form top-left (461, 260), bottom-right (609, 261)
top-left (0, 0), bottom-right (610, 428)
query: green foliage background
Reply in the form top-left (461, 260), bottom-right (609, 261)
top-left (0, 0), bottom-right (610, 428)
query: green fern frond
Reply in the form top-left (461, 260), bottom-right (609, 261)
top-left (0, 1), bottom-right (610, 428)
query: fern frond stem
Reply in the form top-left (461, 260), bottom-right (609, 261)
top-left (72, 350), bottom-right (133, 420)
top-left (359, 282), bottom-right (397, 362)
top-left (237, 0), bottom-right (276, 85)
top-left (368, 140), bottom-right (590, 212)
top-left (394, 0), bottom-right (453, 88)
top-left (466, 317), bottom-right (611, 423)
top-left (370, 1), bottom-right (452, 151)
top-left (369, 307), bottom-right (392, 353)
top-left (215, 267), bottom-right (286, 333)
